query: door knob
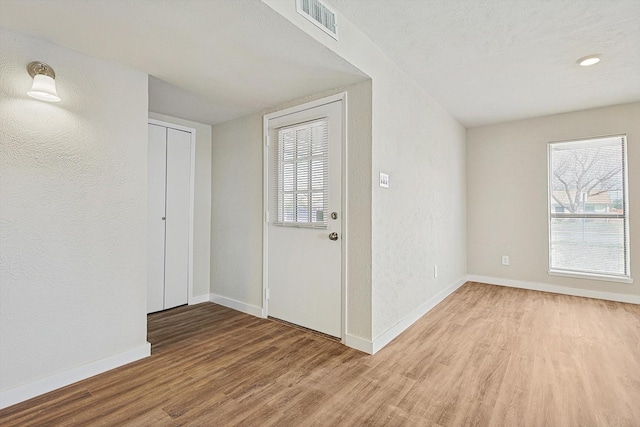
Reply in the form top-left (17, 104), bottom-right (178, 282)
top-left (329, 232), bottom-right (339, 241)
top-left (162, 217), bottom-right (166, 220)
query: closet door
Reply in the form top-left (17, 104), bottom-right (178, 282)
top-left (147, 124), bottom-right (167, 313)
top-left (163, 128), bottom-right (191, 309)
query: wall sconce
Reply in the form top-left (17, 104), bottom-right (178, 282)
top-left (27, 61), bottom-right (61, 102)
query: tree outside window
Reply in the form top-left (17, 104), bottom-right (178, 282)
top-left (548, 135), bottom-right (629, 279)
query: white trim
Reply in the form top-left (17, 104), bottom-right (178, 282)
top-left (262, 93), bottom-right (348, 341)
top-left (548, 270), bottom-right (633, 284)
top-left (189, 294), bottom-right (211, 305)
top-left (264, 93), bottom-right (347, 122)
top-left (345, 334), bottom-right (373, 354)
top-left (262, 109), bottom-right (270, 321)
top-left (0, 343), bottom-right (151, 410)
top-left (147, 119), bottom-right (198, 306)
top-left (467, 275), bottom-right (640, 305)
top-left (340, 93), bottom-right (348, 347)
top-left (210, 293), bottom-right (265, 318)
top-left (148, 118), bottom-right (197, 134)
top-left (371, 277), bottom-right (467, 354)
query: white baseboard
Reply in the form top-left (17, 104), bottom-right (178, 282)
top-left (189, 293), bottom-right (211, 305)
top-left (0, 342), bottom-right (151, 410)
top-left (345, 333), bottom-right (373, 354)
top-left (467, 275), bottom-right (640, 304)
top-left (210, 293), bottom-right (264, 317)
top-left (371, 277), bottom-right (467, 354)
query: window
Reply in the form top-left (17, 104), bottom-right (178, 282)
top-left (548, 135), bottom-right (630, 281)
top-left (276, 118), bottom-right (329, 228)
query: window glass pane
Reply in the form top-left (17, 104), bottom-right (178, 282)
top-left (296, 160), bottom-right (309, 191)
top-left (282, 131), bottom-right (295, 161)
top-left (311, 192), bottom-right (324, 223)
top-left (311, 159), bottom-right (324, 190)
top-left (548, 135), bottom-right (628, 278)
top-left (311, 124), bottom-right (325, 156)
top-left (550, 139), bottom-right (624, 215)
top-left (283, 193), bottom-right (295, 222)
top-left (550, 218), bottom-right (626, 275)
top-left (296, 193), bottom-right (309, 223)
top-left (283, 163), bottom-right (294, 192)
top-left (296, 128), bottom-right (310, 158)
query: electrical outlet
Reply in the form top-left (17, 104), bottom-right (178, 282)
top-left (501, 255), bottom-right (510, 266)
top-left (434, 265), bottom-right (438, 278)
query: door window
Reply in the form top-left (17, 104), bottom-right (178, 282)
top-left (275, 118), bottom-right (329, 228)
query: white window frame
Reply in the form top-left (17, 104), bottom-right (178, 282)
top-left (547, 134), bottom-right (632, 284)
top-left (274, 118), bottom-right (329, 228)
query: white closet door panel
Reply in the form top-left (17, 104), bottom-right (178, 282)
top-left (147, 124), bottom-right (167, 313)
top-left (164, 128), bottom-right (191, 309)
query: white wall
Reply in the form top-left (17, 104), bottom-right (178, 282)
top-left (370, 73), bottom-right (467, 341)
top-left (148, 112), bottom-right (212, 299)
top-left (262, 1), bottom-right (468, 350)
top-left (210, 112), bottom-right (264, 310)
top-left (0, 27), bottom-right (150, 407)
top-left (467, 102), bottom-right (640, 301)
top-left (210, 81), bottom-right (373, 339)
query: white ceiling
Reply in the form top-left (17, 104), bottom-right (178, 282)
top-left (0, 0), bottom-right (367, 125)
top-left (1, 1), bottom-right (638, 127)
top-left (327, 0), bottom-right (640, 126)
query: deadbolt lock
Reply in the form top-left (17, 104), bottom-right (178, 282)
top-left (331, 212), bottom-right (338, 220)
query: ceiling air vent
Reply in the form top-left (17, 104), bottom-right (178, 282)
top-left (297, 0), bottom-right (338, 40)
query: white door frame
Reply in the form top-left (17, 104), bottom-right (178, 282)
top-left (262, 92), bottom-right (348, 342)
top-left (148, 118), bottom-right (197, 306)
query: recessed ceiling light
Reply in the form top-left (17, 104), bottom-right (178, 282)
top-left (577, 55), bottom-right (601, 66)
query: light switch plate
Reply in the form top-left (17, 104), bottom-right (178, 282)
top-left (379, 172), bottom-right (389, 188)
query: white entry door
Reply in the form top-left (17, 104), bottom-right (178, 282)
top-left (266, 100), bottom-right (343, 338)
top-left (147, 123), bottom-right (191, 313)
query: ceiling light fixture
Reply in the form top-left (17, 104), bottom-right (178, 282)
top-left (27, 61), bottom-right (61, 102)
top-left (577, 55), bottom-right (601, 67)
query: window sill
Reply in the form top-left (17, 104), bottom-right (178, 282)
top-left (548, 270), bottom-right (633, 284)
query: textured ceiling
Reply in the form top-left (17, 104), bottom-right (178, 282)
top-left (328, 0), bottom-right (640, 126)
top-left (0, 0), bottom-right (367, 125)
top-left (2, 1), bottom-right (638, 127)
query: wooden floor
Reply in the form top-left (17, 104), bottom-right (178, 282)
top-left (2, 282), bottom-right (639, 426)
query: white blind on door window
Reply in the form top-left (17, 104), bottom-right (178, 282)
top-left (275, 118), bottom-right (329, 228)
top-left (548, 135), bottom-right (629, 278)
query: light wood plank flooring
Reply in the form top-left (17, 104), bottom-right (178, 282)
top-left (2, 282), bottom-right (639, 426)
